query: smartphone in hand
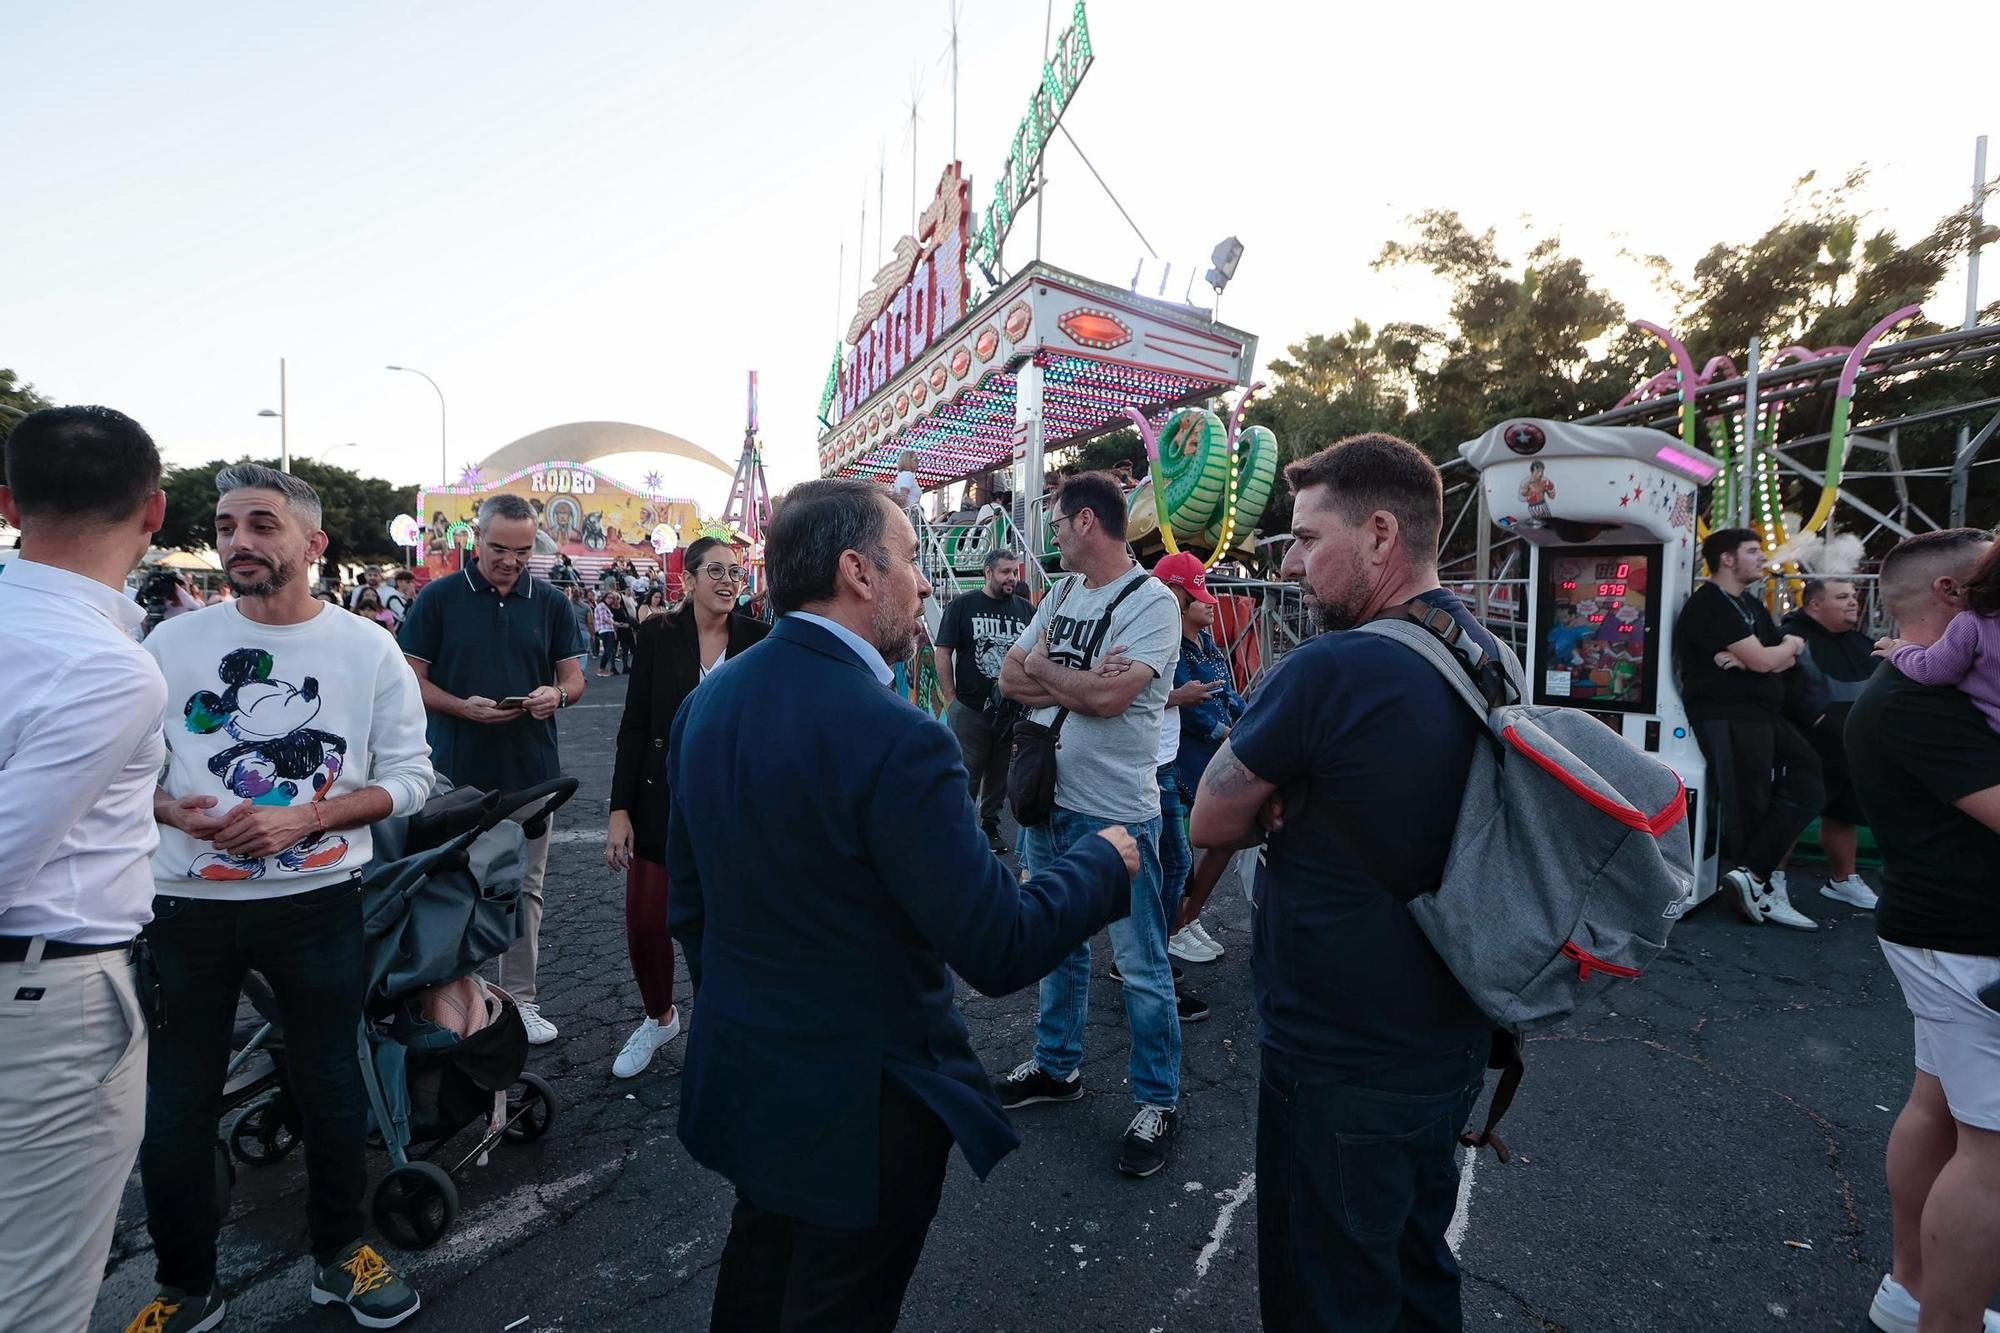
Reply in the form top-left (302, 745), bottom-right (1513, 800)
top-left (497, 696), bottom-right (531, 710)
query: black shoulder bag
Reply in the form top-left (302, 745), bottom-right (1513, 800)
top-left (1007, 574), bottom-right (1147, 828)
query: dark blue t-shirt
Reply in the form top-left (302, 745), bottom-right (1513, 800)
top-left (1229, 589), bottom-right (1494, 1089)
top-left (397, 561), bottom-right (589, 794)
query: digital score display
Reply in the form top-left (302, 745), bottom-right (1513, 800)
top-left (1534, 546), bottom-right (1660, 713)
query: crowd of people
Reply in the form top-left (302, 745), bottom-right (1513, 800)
top-left (2, 401), bottom-right (1996, 1333)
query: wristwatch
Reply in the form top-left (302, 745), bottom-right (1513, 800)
top-left (556, 685), bottom-right (570, 709)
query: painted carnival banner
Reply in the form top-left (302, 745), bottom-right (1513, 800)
top-left (415, 461), bottom-right (705, 579)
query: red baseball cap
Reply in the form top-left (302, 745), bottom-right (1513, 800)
top-left (1153, 551), bottom-right (1217, 605)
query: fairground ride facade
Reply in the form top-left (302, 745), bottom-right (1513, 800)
top-left (815, 1), bottom-right (1275, 597)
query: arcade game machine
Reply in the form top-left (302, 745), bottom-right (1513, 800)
top-left (1459, 418), bottom-right (1724, 905)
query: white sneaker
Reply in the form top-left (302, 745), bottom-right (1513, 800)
top-left (517, 1001), bottom-right (559, 1045)
top-left (1820, 875), bottom-right (1880, 910)
top-left (612, 1009), bottom-right (681, 1078)
top-left (1866, 1272), bottom-right (2000, 1333)
top-left (1769, 868), bottom-right (1789, 897)
top-left (1763, 883), bottom-right (1819, 931)
top-left (1724, 869), bottom-right (1765, 927)
top-left (1188, 921), bottom-right (1225, 957)
top-left (1167, 927), bottom-right (1219, 963)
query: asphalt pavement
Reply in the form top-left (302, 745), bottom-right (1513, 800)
top-left (91, 674), bottom-right (1927, 1332)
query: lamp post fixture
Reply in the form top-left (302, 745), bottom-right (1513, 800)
top-left (386, 365), bottom-right (447, 485)
top-left (258, 357), bottom-right (289, 471)
top-left (318, 441), bottom-right (359, 464)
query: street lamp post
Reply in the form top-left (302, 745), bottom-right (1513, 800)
top-left (386, 366), bottom-right (447, 484)
top-left (258, 356), bottom-right (289, 472)
top-left (318, 442), bottom-right (358, 464)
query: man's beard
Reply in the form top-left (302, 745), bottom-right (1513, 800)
top-left (872, 600), bottom-right (919, 666)
top-left (1303, 556), bottom-right (1370, 633)
top-left (227, 556), bottom-right (296, 598)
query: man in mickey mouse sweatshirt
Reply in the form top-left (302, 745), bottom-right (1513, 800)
top-left (131, 465), bottom-right (433, 1333)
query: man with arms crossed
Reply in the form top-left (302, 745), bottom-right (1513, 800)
top-left (934, 546), bottom-right (1034, 854)
top-left (0, 407), bottom-right (169, 1333)
top-left (399, 493), bottom-right (588, 1044)
top-left (995, 471), bottom-right (1187, 1178)
top-left (135, 465), bottom-right (433, 1330)
top-left (1845, 528), bottom-right (2000, 1333)
top-left (1676, 527), bottom-right (1824, 929)
top-left (1189, 435), bottom-right (1498, 1331)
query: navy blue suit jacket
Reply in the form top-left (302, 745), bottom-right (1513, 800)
top-left (665, 614), bottom-right (1128, 1228)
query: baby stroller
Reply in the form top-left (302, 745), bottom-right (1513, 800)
top-left (221, 777), bottom-right (578, 1251)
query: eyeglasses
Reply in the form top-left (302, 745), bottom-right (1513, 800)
top-left (697, 562), bottom-right (748, 584)
top-left (1050, 511), bottom-right (1076, 533)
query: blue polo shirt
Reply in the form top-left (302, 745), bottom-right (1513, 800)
top-left (397, 561), bottom-right (588, 794)
top-left (1229, 588), bottom-right (1495, 1091)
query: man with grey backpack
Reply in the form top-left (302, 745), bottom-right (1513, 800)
top-left (1189, 434), bottom-right (1690, 1332)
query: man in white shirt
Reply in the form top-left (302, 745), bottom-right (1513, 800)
top-left (130, 464), bottom-right (434, 1333)
top-left (0, 406), bottom-right (170, 1333)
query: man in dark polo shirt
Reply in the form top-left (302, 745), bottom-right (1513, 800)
top-left (399, 494), bottom-right (588, 1044)
top-left (1844, 528), bottom-right (2000, 1333)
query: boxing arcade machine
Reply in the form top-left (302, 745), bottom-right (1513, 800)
top-left (1460, 418), bottom-right (1724, 905)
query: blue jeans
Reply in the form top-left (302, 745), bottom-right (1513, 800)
top-left (1257, 1050), bottom-right (1484, 1332)
top-left (1021, 805), bottom-right (1179, 1109)
top-left (1157, 764), bottom-right (1191, 928)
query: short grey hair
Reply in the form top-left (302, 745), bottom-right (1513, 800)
top-left (477, 493), bottom-right (537, 533)
top-left (215, 463), bottom-right (322, 528)
top-left (983, 546), bottom-right (1022, 572)
top-left (765, 479), bottom-right (896, 615)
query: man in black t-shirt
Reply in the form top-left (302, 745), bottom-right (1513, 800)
top-left (1842, 528), bottom-right (2000, 1333)
top-left (935, 548), bottom-right (1034, 852)
top-left (1777, 578), bottom-right (1881, 910)
top-left (1676, 527), bottom-right (1822, 929)
top-left (1190, 435), bottom-right (1493, 1331)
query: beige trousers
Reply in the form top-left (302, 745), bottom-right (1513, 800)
top-left (496, 814), bottom-right (553, 1005)
top-left (0, 946), bottom-right (147, 1333)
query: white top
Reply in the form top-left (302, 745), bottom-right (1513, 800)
top-left (699, 647), bottom-right (729, 680)
top-left (1156, 695), bottom-right (1182, 768)
top-left (144, 601), bottom-right (434, 899)
top-left (892, 470), bottom-right (922, 512)
top-left (0, 558), bottom-right (169, 943)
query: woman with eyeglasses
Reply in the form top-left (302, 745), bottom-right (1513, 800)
top-left (604, 536), bottom-right (769, 1077)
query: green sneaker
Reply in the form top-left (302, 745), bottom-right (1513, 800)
top-left (123, 1285), bottom-right (227, 1333)
top-left (308, 1241), bottom-right (421, 1328)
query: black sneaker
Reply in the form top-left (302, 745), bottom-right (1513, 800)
top-left (1108, 959), bottom-right (1184, 985)
top-left (123, 1285), bottom-right (227, 1333)
top-left (1117, 1105), bottom-right (1180, 1177)
top-left (1176, 989), bottom-right (1210, 1023)
top-left (995, 1059), bottom-right (1083, 1108)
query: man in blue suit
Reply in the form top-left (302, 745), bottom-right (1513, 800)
top-left (667, 478), bottom-right (1137, 1332)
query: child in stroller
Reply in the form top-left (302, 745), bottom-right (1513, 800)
top-left (222, 778), bottom-right (576, 1250)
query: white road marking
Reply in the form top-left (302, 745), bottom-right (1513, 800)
top-left (546, 828), bottom-right (604, 846)
top-left (1446, 1146), bottom-right (1477, 1255)
top-left (1193, 1171), bottom-right (1256, 1279)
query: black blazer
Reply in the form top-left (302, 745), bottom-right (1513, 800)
top-left (610, 606), bottom-right (770, 862)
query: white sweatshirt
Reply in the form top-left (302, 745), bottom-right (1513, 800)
top-left (143, 601), bottom-right (434, 900)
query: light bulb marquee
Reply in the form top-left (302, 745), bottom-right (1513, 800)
top-left (820, 263), bottom-right (1256, 488)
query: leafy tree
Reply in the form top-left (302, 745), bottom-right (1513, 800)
top-left (1373, 211), bottom-right (1636, 453)
top-left (161, 458), bottom-right (411, 570)
top-left (0, 368), bottom-right (53, 450)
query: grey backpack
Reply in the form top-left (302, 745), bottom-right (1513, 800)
top-left (1358, 605), bottom-right (1695, 1155)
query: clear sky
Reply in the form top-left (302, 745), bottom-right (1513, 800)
top-left (5, 0), bottom-right (1991, 513)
